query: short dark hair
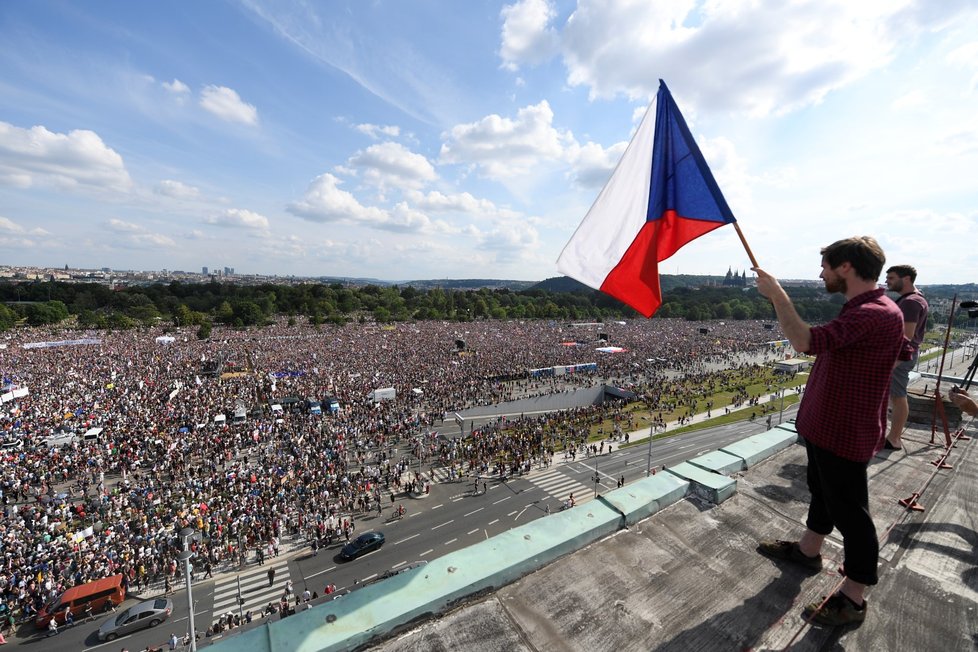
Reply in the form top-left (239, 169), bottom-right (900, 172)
top-left (886, 264), bottom-right (917, 283)
top-left (820, 236), bottom-right (886, 281)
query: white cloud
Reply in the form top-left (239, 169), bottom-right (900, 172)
top-left (697, 135), bottom-right (752, 215)
top-left (286, 173), bottom-right (459, 235)
top-left (499, 0), bottom-right (559, 71)
top-left (199, 85), bottom-right (259, 125)
top-left (439, 100), bottom-right (572, 179)
top-left (163, 78), bottom-right (190, 95)
top-left (946, 40), bottom-right (978, 91)
top-left (0, 216), bottom-right (50, 236)
top-left (565, 140), bottom-right (627, 189)
top-left (347, 141), bottom-right (437, 190)
top-left (0, 235), bottom-right (44, 250)
top-left (405, 189), bottom-right (521, 219)
top-left (155, 179), bottom-right (201, 200)
top-left (0, 216), bottom-right (22, 232)
top-left (355, 123), bottom-right (401, 139)
top-left (945, 41), bottom-right (978, 68)
top-left (478, 220), bottom-right (539, 250)
top-left (934, 121), bottom-right (978, 157)
top-left (879, 209), bottom-right (978, 282)
top-left (508, 0), bottom-right (978, 117)
top-left (471, 219), bottom-right (541, 265)
top-left (382, 202), bottom-right (435, 233)
top-left (287, 173), bottom-right (388, 224)
top-left (0, 121), bottom-right (132, 192)
top-left (205, 208), bottom-right (270, 230)
top-left (106, 218), bottom-right (144, 233)
top-left (892, 90), bottom-right (926, 110)
top-left (105, 218), bottom-right (176, 248)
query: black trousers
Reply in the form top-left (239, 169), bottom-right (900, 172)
top-left (804, 439), bottom-right (878, 586)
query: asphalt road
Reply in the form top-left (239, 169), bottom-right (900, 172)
top-left (10, 403), bottom-right (801, 652)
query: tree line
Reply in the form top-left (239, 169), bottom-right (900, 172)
top-left (0, 277), bottom-right (965, 333)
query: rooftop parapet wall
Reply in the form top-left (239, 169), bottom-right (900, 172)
top-left (212, 426), bottom-right (812, 652)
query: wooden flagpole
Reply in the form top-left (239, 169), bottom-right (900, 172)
top-left (734, 222), bottom-right (759, 268)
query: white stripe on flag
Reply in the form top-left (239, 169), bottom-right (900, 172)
top-left (556, 94), bottom-right (659, 289)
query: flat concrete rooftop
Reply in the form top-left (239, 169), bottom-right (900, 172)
top-left (371, 415), bottom-right (977, 651)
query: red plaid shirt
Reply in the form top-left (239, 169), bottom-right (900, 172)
top-left (796, 288), bottom-right (905, 462)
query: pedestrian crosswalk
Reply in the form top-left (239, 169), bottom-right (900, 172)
top-left (211, 559), bottom-right (291, 617)
top-left (528, 468), bottom-right (590, 503)
top-left (427, 466), bottom-right (456, 483)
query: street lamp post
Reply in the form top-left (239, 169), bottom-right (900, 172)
top-left (592, 455), bottom-right (600, 498)
top-left (178, 527), bottom-right (202, 652)
top-left (646, 426), bottom-right (654, 477)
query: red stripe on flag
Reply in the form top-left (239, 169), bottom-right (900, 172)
top-left (600, 211), bottom-right (727, 317)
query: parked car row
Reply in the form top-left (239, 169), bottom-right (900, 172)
top-left (0, 425), bottom-right (105, 453)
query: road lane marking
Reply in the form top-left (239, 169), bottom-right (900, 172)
top-left (493, 496), bottom-right (511, 504)
top-left (362, 573), bottom-right (377, 582)
top-left (307, 565), bottom-right (336, 579)
top-left (431, 503), bottom-right (444, 509)
top-left (394, 533), bottom-right (420, 545)
top-left (467, 528), bottom-right (478, 535)
top-left (420, 549), bottom-right (433, 557)
top-left (452, 497), bottom-right (464, 502)
top-left (507, 510), bottom-right (517, 516)
top-left (431, 519), bottom-right (454, 530)
top-left (464, 507), bottom-right (484, 517)
top-left (488, 519), bottom-right (499, 525)
top-left (444, 538), bottom-right (457, 546)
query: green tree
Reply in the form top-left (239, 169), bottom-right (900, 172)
top-left (216, 301), bottom-right (234, 324)
top-left (107, 312), bottom-right (137, 329)
top-left (174, 303), bottom-right (195, 327)
top-left (232, 301), bottom-right (264, 326)
top-left (197, 321), bottom-right (213, 340)
top-left (128, 303), bottom-right (161, 326)
top-left (0, 303), bottom-right (17, 330)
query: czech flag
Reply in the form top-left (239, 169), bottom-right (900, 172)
top-left (557, 80), bottom-right (736, 317)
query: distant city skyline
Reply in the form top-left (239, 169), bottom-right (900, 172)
top-left (2, 1), bottom-right (977, 283)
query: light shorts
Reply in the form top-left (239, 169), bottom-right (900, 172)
top-left (890, 350), bottom-right (919, 398)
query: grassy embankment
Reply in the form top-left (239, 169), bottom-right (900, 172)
top-left (576, 365), bottom-right (810, 447)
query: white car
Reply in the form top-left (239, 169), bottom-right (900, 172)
top-left (42, 431), bottom-right (77, 448)
top-left (97, 598), bottom-right (173, 641)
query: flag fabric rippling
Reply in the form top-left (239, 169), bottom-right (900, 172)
top-left (557, 80), bottom-right (736, 317)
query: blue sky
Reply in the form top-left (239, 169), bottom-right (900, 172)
top-left (1, 0), bottom-right (977, 283)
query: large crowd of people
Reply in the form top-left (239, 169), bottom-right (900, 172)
top-left (0, 317), bottom-right (786, 632)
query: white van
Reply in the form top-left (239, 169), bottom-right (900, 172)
top-left (368, 387), bottom-right (396, 402)
top-left (83, 427), bottom-right (104, 442)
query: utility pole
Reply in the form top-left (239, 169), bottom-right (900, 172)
top-left (178, 527), bottom-right (202, 652)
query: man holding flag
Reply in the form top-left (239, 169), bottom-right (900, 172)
top-left (754, 236), bottom-right (905, 626)
top-left (558, 83), bottom-right (903, 625)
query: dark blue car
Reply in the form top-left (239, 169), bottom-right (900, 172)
top-left (339, 531), bottom-right (385, 560)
